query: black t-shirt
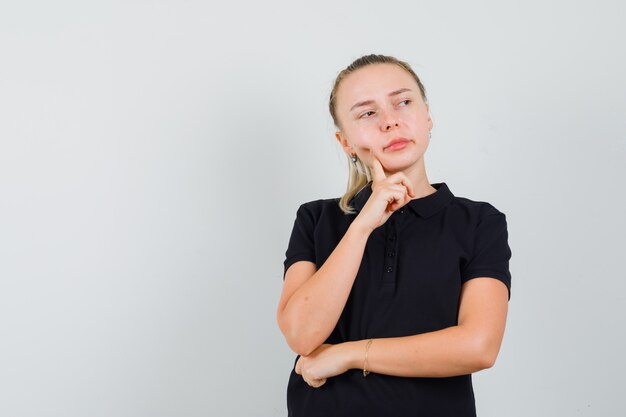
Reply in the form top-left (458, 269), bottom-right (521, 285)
top-left (282, 182), bottom-right (512, 417)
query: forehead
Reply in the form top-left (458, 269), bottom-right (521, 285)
top-left (336, 63), bottom-right (419, 109)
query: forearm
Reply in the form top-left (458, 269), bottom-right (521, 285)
top-left (280, 221), bottom-right (371, 355)
top-left (344, 325), bottom-right (502, 378)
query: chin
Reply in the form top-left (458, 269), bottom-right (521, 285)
top-left (381, 153), bottom-right (422, 171)
top-left (383, 160), bottom-right (418, 174)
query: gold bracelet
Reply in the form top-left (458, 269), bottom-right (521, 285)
top-left (363, 338), bottom-right (373, 377)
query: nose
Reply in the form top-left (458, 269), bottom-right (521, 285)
top-left (385, 122), bottom-right (399, 131)
top-left (380, 110), bottom-right (399, 131)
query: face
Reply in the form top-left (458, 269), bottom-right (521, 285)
top-left (334, 63), bottom-right (433, 174)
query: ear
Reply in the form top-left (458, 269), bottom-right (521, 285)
top-left (426, 106), bottom-right (433, 131)
top-left (335, 131), bottom-right (353, 156)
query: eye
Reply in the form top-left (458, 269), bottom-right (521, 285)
top-left (359, 110), bottom-right (376, 119)
top-left (398, 99), bottom-right (411, 106)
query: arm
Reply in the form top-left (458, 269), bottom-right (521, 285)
top-left (276, 220), bottom-right (371, 356)
top-left (295, 277), bottom-right (508, 386)
top-left (277, 156), bottom-right (416, 356)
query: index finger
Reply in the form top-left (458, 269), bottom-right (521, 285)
top-left (369, 153), bottom-right (386, 182)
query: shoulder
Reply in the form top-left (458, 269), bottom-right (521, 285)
top-left (446, 194), bottom-right (510, 254)
top-left (437, 187), bottom-right (509, 237)
top-left (289, 197), bottom-right (354, 238)
top-left (295, 197), bottom-right (345, 220)
top-left (448, 192), bottom-right (507, 221)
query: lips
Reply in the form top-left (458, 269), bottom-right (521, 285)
top-left (384, 138), bottom-right (411, 151)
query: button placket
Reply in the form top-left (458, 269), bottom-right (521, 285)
top-left (382, 218), bottom-right (399, 286)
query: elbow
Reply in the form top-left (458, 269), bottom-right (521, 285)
top-left (475, 350), bottom-right (498, 371)
top-left (277, 310), bottom-right (321, 356)
top-left (281, 328), bottom-right (321, 356)
top-left (467, 334), bottom-right (501, 372)
top-left (288, 338), bottom-right (319, 357)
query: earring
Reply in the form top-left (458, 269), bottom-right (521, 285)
top-left (429, 131), bottom-right (432, 140)
top-left (350, 154), bottom-right (357, 164)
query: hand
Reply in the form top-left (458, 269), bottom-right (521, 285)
top-left (295, 344), bottom-right (351, 388)
top-left (354, 153), bottom-right (415, 232)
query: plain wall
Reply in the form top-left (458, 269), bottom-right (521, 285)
top-left (1, 1), bottom-right (625, 416)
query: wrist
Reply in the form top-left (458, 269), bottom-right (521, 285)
top-left (343, 340), bottom-right (368, 370)
top-left (348, 218), bottom-right (374, 238)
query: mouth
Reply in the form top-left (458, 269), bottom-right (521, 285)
top-left (384, 138), bottom-right (411, 151)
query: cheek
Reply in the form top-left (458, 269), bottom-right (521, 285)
top-left (347, 126), bottom-right (377, 150)
top-left (408, 116), bottom-right (431, 138)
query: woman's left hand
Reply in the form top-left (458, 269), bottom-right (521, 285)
top-left (295, 343), bottom-right (352, 388)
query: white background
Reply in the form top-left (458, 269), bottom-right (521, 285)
top-left (1, 1), bottom-right (625, 416)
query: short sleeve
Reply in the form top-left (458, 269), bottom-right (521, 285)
top-left (461, 208), bottom-right (512, 299)
top-left (283, 204), bottom-right (317, 280)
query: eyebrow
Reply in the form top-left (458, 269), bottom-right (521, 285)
top-left (349, 88), bottom-right (413, 112)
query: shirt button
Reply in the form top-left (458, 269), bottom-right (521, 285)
top-left (389, 235), bottom-right (396, 241)
top-left (386, 266), bottom-right (393, 273)
top-left (388, 251), bottom-right (395, 258)
top-left (399, 209), bottom-right (404, 214)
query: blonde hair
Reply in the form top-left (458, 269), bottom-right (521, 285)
top-left (329, 54), bottom-right (428, 214)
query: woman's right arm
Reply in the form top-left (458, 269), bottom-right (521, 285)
top-left (277, 156), bottom-right (415, 356)
top-left (277, 220), bottom-right (372, 356)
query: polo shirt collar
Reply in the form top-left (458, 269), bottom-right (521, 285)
top-left (350, 182), bottom-right (454, 219)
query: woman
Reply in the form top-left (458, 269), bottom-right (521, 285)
top-left (277, 54), bottom-right (512, 416)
